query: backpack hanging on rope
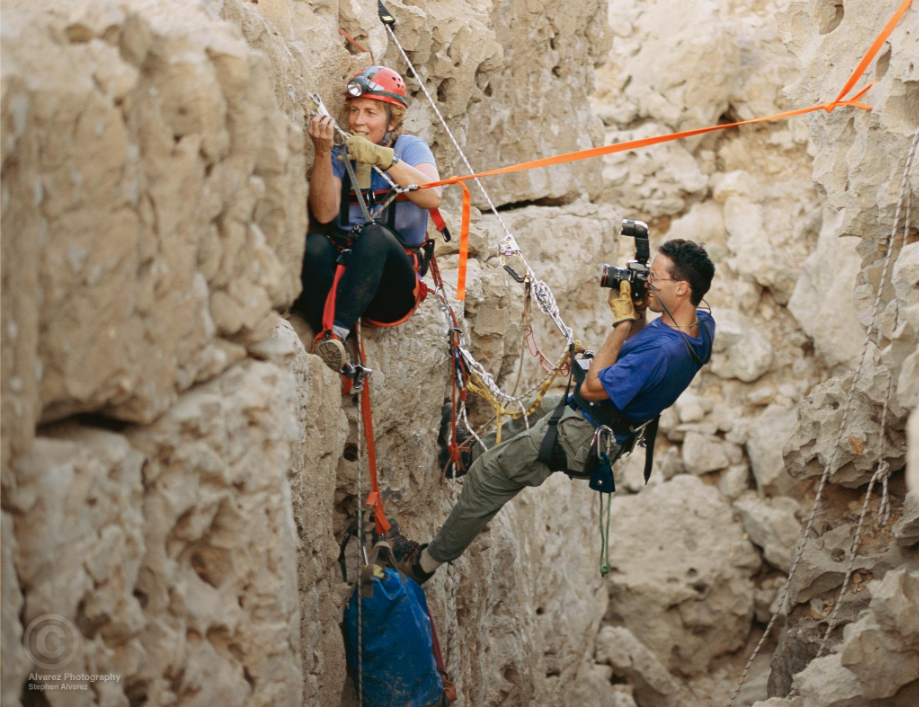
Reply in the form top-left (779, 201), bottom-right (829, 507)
top-left (341, 536), bottom-right (457, 707)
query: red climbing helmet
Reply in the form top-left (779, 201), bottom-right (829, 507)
top-left (346, 66), bottom-right (408, 108)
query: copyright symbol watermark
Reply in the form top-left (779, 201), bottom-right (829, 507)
top-left (23, 614), bottom-right (81, 669)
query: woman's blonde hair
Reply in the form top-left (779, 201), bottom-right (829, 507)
top-left (387, 104), bottom-right (406, 141)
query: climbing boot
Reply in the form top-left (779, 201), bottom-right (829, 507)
top-left (438, 402), bottom-right (473, 478)
top-left (313, 333), bottom-right (350, 373)
top-left (389, 532), bottom-right (436, 586)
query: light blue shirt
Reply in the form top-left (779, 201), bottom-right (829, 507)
top-left (331, 134), bottom-right (436, 246)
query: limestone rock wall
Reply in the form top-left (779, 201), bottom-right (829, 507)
top-left (3, 0), bottom-right (918, 705)
top-left (572, 1), bottom-right (919, 706)
top-left (0, 0), bottom-right (619, 705)
top-left (758, 1), bottom-right (919, 703)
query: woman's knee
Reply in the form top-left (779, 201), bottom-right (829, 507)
top-left (355, 223), bottom-right (400, 251)
top-left (305, 232), bottom-right (334, 260)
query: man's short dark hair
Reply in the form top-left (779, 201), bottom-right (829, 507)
top-left (659, 239), bottom-right (715, 306)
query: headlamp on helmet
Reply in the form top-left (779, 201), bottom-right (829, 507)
top-left (344, 66), bottom-right (408, 108)
top-left (347, 76), bottom-right (384, 98)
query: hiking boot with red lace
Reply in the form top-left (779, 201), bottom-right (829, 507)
top-left (313, 333), bottom-right (350, 373)
top-left (389, 532), bottom-right (436, 585)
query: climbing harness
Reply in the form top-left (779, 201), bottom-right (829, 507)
top-left (726, 116), bottom-right (919, 707)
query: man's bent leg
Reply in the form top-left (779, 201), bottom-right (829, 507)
top-left (464, 393), bottom-right (562, 467)
top-left (427, 412), bottom-right (555, 563)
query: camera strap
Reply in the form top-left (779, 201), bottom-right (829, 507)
top-left (676, 314), bottom-right (714, 367)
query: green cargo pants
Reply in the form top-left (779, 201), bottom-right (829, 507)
top-left (427, 394), bottom-right (613, 564)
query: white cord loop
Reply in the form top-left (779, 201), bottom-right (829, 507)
top-left (727, 122), bottom-right (919, 707)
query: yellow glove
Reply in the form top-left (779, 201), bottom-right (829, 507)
top-left (609, 280), bottom-right (638, 326)
top-left (353, 162), bottom-right (373, 190)
top-left (345, 134), bottom-right (395, 169)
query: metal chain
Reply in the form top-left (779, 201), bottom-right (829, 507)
top-left (727, 121), bottom-right (919, 707)
top-left (459, 347), bottom-right (531, 430)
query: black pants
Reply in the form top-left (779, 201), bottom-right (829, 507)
top-left (295, 224), bottom-right (418, 332)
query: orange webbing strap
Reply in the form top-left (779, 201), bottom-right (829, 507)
top-left (417, 0), bottom-right (913, 302)
top-left (358, 329), bottom-right (391, 535)
top-left (429, 208), bottom-right (451, 241)
top-left (833, 0), bottom-right (913, 106)
top-left (322, 262), bottom-right (347, 332)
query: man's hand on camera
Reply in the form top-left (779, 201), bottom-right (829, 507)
top-left (633, 289), bottom-right (649, 316)
top-left (609, 281), bottom-right (639, 326)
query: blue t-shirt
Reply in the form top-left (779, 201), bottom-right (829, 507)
top-left (331, 134), bottom-right (436, 246)
top-left (597, 311), bottom-right (716, 424)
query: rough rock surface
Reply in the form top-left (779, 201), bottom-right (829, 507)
top-left (766, 0), bottom-right (919, 701)
top-left (3, 0), bottom-right (919, 705)
top-left (5, 361), bottom-right (302, 706)
top-left (594, 625), bottom-right (690, 707)
top-left (1, 0), bottom-right (304, 429)
top-left (603, 475), bottom-right (761, 675)
top-left (0, 0), bottom-right (617, 704)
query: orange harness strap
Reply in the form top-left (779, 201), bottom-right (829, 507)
top-left (417, 0), bottom-right (912, 301)
top-left (358, 329), bottom-right (390, 535)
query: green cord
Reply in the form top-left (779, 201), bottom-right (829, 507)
top-left (599, 491), bottom-right (611, 576)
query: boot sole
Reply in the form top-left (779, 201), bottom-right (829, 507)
top-left (314, 338), bottom-right (347, 372)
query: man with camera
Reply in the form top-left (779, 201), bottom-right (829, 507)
top-left (391, 236), bottom-right (716, 585)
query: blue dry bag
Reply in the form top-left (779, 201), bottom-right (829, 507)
top-left (343, 543), bottom-right (446, 707)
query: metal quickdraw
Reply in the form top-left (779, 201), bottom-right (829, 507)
top-left (499, 250), bottom-right (529, 284)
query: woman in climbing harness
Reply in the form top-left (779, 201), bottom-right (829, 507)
top-left (296, 66), bottom-right (442, 372)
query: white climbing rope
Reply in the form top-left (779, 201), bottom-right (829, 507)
top-left (384, 22), bottom-right (575, 345)
top-left (799, 120), bottom-right (919, 679)
top-left (459, 346), bottom-right (531, 430)
top-left (727, 121), bottom-right (919, 707)
top-left (444, 439), bottom-right (463, 703)
top-left (355, 321), bottom-right (367, 707)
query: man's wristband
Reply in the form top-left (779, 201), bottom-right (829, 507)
top-left (388, 154), bottom-right (400, 169)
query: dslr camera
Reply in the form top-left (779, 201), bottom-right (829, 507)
top-left (600, 219), bottom-right (650, 300)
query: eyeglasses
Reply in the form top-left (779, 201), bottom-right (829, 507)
top-left (647, 272), bottom-right (675, 284)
